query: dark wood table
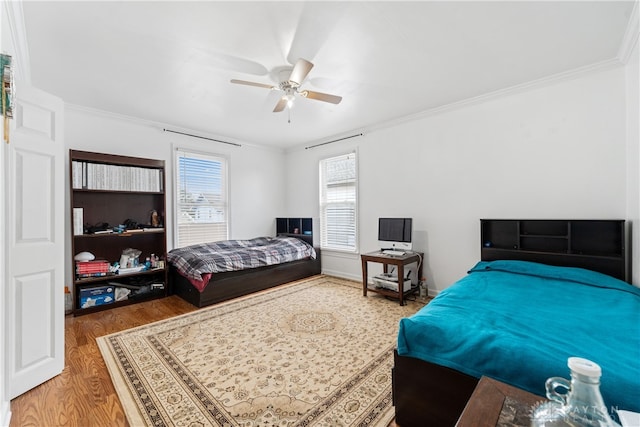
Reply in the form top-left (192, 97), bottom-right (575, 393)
top-left (360, 251), bottom-right (423, 306)
top-left (456, 376), bottom-right (545, 427)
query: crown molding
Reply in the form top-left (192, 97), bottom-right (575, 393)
top-left (618, 1), bottom-right (639, 65)
top-left (2, 0), bottom-right (31, 84)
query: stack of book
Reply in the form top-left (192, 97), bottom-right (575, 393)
top-left (71, 161), bottom-right (163, 192)
top-left (76, 260), bottom-right (111, 278)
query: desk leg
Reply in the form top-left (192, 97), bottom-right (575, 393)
top-left (361, 258), bottom-right (368, 297)
top-left (398, 264), bottom-right (405, 306)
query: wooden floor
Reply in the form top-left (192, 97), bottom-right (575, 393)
top-left (9, 296), bottom-right (197, 427)
top-left (8, 295), bottom-right (399, 427)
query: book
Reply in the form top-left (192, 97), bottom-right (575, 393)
top-left (76, 259), bottom-right (111, 277)
top-left (76, 260), bottom-right (110, 274)
top-left (73, 208), bottom-right (83, 235)
top-left (118, 266), bottom-right (145, 275)
top-left (76, 268), bottom-right (109, 274)
top-left (76, 272), bottom-right (108, 278)
top-left (76, 266), bottom-right (109, 274)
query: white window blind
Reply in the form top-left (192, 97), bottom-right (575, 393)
top-left (175, 150), bottom-right (228, 248)
top-left (319, 152), bottom-right (357, 252)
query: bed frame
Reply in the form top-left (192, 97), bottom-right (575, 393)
top-left (170, 218), bottom-right (322, 308)
top-left (169, 247), bottom-right (321, 308)
top-left (393, 219), bottom-right (629, 427)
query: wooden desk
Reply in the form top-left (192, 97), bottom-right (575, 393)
top-left (360, 251), bottom-right (423, 306)
top-left (456, 376), bottom-right (544, 427)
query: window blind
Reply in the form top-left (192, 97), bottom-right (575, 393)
top-left (319, 152), bottom-right (357, 252)
top-left (175, 150), bottom-right (228, 248)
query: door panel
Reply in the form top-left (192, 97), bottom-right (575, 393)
top-left (14, 271), bottom-right (55, 368)
top-left (15, 150), bottom-right (54, 242)
top-left (5, 85), bottom-right (64, 399)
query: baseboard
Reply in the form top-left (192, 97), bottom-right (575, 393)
top-left (321, 269), bottom-right (442, 296)
top-left (427, 289), bottom-right (441, 298)
top-left (1, 400), bottom-right (11, 427)
top-left (320, 269), bottom-right (361, 283)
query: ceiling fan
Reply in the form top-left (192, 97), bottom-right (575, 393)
top-left (230, 58), bottom-right (342, 112)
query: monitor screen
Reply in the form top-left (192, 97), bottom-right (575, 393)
top-left (378, 218), bottom-right (412, 243)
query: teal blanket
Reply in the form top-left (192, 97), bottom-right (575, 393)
top-left (397, 260), bottom-right (640, 412)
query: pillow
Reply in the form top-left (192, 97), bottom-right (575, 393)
top-left (468, 260), bottom-right (640, 296)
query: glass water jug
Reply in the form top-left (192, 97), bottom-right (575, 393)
top-left (531, 357), bottom-right (620, 427)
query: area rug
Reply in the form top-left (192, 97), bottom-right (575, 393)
top-left (97, 275), bottom-right (425, 426)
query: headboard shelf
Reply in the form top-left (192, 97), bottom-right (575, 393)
top-left (276, 217), bottom-right (314, 246)
top-left (481, 219), bottom-right (628, 282)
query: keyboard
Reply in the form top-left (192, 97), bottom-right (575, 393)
top-left (382, 250), bottom-right (406, 256)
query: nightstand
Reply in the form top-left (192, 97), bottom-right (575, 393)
top-left (456, 376), bottom-right (544, 427)
top-left (360, 251), bottom-right (423, 306)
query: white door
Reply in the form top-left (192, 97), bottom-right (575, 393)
top-left (5, 85), bottom-right (65, 398)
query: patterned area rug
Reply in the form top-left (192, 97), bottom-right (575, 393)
top-left (97, 275), bottom-right (425, 426)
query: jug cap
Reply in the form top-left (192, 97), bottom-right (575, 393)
top-left (568, 357), bottom-right (601, 378)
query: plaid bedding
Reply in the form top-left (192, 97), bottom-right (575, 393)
top-left (168, 236), bottom-right (316, 285)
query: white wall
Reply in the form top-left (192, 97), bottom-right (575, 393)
top-left (64, 108), bottom-right (287, 288)
top-left (286, 65), bottom-right (632, 292)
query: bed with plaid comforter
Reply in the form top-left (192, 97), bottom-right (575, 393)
top-left (167, 236), bottom-right (316, 292)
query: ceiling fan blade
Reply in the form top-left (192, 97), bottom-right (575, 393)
top-left (288, 58), bottom-right (314, 86)
top-left (273, 97), bottom-right (287, 113)
top-left (301, 90), bottom-right (342, 104)
top-left (230, 79), bottom-right (275, 90)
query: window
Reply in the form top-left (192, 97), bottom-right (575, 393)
top-left (175, 149), bottom-right (228, 247)
top-left (319, 152), bottom-right (357, 252)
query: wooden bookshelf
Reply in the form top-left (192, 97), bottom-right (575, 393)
top-left (70, 150), bottom-right (168, 315)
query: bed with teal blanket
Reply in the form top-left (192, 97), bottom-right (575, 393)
top-left (393, 258), bottom-right (639, 425)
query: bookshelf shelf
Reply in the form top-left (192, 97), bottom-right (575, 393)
top-left (480, 219), bottom-right (627, 281)
top-left (74, 228), bottom-right (165, 239)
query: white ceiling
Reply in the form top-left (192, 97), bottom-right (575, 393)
top-left (22, 1), bottom-right (635, 149)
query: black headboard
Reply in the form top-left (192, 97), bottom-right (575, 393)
top-left (276, 217), bottom-right (314, 246)
top-left (480, 219), bottom-right (629, 282)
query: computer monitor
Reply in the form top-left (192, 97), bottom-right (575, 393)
top-left (378, 218), bottom-right (413, 251)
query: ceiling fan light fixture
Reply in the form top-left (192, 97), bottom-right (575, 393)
top-left (285, 93), bottom-right (295, 109)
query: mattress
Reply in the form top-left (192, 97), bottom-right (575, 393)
top-left (397, 260), bottom-right (640, 413)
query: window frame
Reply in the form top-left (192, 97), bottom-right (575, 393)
top-left (318, 151), bottom-right (359, 253)
top-left (173, 148), bottom-right (229, 248)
